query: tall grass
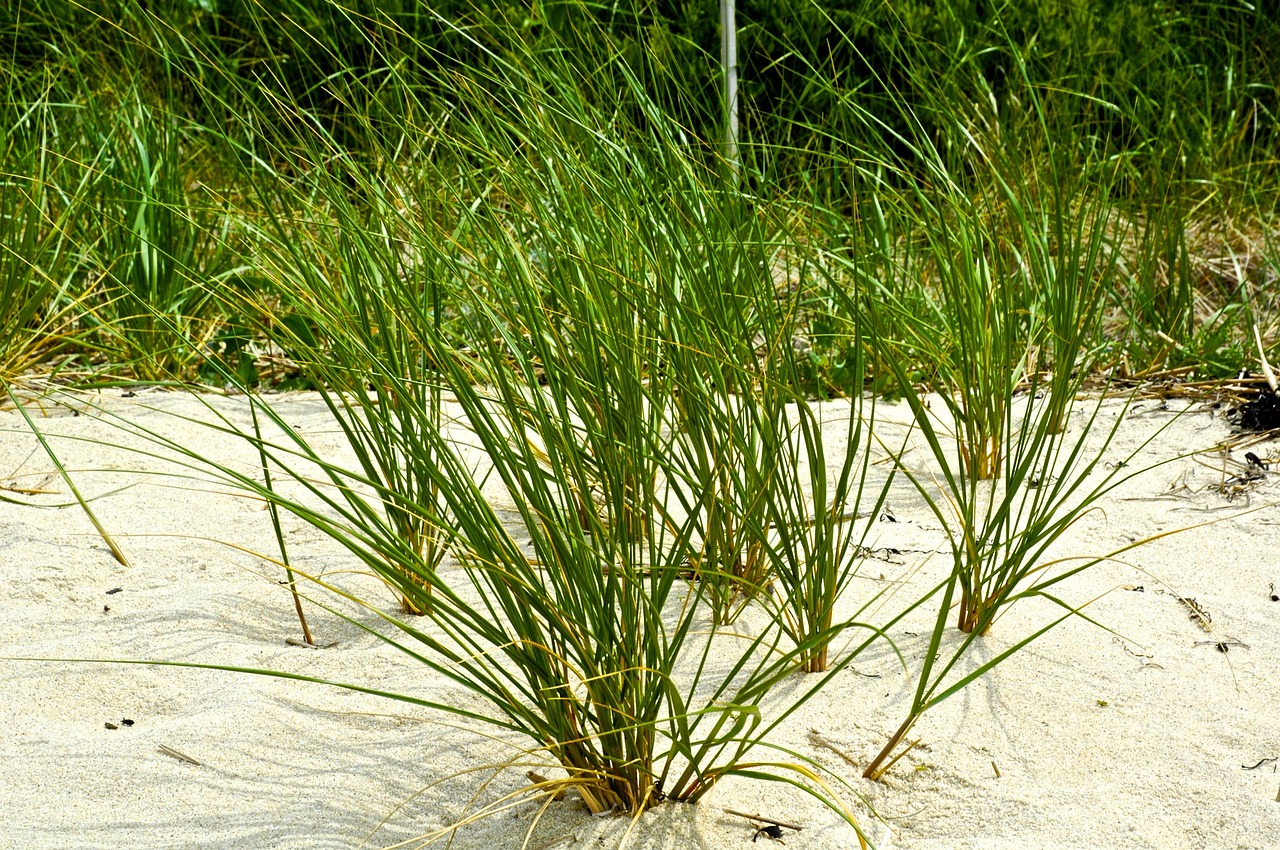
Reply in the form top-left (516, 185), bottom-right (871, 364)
top-left (811, 36), bottom-right (1200, 779)
top-left (246, 164), bottom-right (451, 615)
top-left (3, 0), bottom-right (1279, 835)
top-left (1, 0), bottom-right (1277, 383)
top-left (103, 28), bottom-right (897, 830)
top-left (75, 86), bottom-right (245, 381)
top-left (0, 93), bottom-right (88, 382)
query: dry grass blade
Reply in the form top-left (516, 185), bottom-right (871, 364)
top-left (1253, 324), bottom-right (1278, 393)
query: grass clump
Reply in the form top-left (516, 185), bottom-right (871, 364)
top-left (103, 35), bottom-right (894, 833)
top-left (814, 42), bottom-right (1198, 779)
top-left (4, 0), bottom-right (1280, 841)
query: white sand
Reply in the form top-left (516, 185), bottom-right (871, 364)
top-left (2, 389), bottom-right (1278, 849)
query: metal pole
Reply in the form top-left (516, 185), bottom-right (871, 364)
top-left (720, 0), bottom-right (740, 182)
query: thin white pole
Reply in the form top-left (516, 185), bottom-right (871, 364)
top-left (719, 0), bottom-right (740, 182)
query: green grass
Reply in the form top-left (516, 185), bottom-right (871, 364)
top-left (3, 1), bottom-right (1277, 384)
top-left (0, 90), bottom-right (90, 383)
top-left (3, 0), bottom-right (1279, 839)
top-left (75, 85), bottom-right (249, 380)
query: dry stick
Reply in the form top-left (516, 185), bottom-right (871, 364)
top-left (2, 484), bottom-right (58, 495)
top-left (530, 836), bottom-right (576, 850)
top-left (156, 744), bottom-right (201, 765)
top-left (808, 729), bottom-right (860, 770)
top-left (285, 638), bottom-right (337, 649)
top-left (1254, 324), bottom-right (1278, 394)
top-left (723, 809), bottom-right (804, 832)
top-left (8, 389), bottom-right (129, 566)
top-left (251, 403), bottom-right (314, 646)
top-left (1, 483), bottom-right (57, 495)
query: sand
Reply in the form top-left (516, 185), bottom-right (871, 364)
top-left (1, 388), bottom-right (1277, 850)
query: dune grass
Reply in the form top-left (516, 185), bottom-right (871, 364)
top-left (56, 33), bottom-right (895, 833)
top-left (2, 0), bottom-right (1279, 840)
top-left (0, 92), bottom-right (91, 383)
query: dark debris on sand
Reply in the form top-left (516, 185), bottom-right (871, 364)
top-left (1230, 391), bottom-right (1280, 431)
